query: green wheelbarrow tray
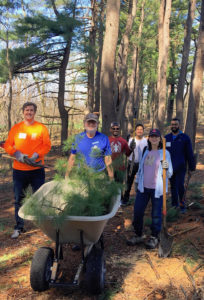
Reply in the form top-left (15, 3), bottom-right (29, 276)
top-left (19, 180), bottom-right (121, 245)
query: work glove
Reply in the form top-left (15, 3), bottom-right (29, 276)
top-left (162, 160), bottom-right (169, 169)
top-left (14, 151), bottom-right (28, 163)
top-left (24, 156), bottom-right (43, 167)
top-left (30, 152), bottom-right (39, 163)
top-left (130, 139), bottom-right (136, 151)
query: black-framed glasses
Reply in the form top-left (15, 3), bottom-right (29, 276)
top-left (112, 127), bottom-right (120, 130)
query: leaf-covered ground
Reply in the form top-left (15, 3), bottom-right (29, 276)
top-left (0, 125), bottom-right (203, 300)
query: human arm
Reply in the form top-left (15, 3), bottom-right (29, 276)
top-left (65, 153), bottom-right (76, 178)
top-left (126, 138), bottom-right (135, 157)
top-left (185, 136), bottom-right (196, 171)
top-left (104, 155), bottom-right (114, 180)
top-left (4, 126), bottom-right (18, 156)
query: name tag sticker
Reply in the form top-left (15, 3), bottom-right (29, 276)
top-left (166, 142), bottom-right (171, 147)
top-left (19, 133), bottom-right (27, 139)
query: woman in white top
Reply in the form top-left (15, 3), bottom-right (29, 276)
top-left (127, 129), bottom-right (173, 249)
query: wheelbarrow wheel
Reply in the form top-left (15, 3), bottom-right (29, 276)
top-left (30, 247), bottom-right (54, 291)
top-left (85, 247), bottom-right (105, 294)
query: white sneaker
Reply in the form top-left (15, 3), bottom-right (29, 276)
top-left (145, 236), bottom-right (159, 249)
top-left (11, 229), bottom-right (20, 239)
top-left (127, 234), bottom-right (146, 246)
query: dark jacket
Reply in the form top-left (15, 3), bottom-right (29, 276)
top-left (165, 132), bottom-right (195, 172)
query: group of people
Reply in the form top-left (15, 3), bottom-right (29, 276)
top-left (3, 102), bottom-right (195, 249)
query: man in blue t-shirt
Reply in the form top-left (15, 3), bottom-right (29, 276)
top-left (165, 118), bottom-right (195, 212)
top-left (65, 113), bottom-right (114, 179)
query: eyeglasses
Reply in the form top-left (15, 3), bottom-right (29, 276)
top-left (112, 127), bottom-right (120, 130)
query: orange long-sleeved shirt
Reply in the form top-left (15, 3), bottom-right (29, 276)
top-left (4, 121), bottom-right (51, 171)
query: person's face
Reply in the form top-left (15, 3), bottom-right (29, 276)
top-left (135, 126), bottom-right (144, 138)
top-left (171, 120), bottom-right (180, 133)
top-left (149, 135), bottom-right (160, 147)
top-left (23, 105), bottom-right (36, 122)
top-left (84, 120), bottom-right (98, 134)
top-left (110, 126), bottom-right (120, 137)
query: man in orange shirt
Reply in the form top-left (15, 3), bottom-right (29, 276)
top-left (4, 102), bottom-right (51, 238)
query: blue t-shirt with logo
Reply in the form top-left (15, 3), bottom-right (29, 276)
top-left (71, 131), bottom-right (112, 172)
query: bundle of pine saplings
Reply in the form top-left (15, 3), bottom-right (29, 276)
top-left (22, 157), bottom-right (121, 227)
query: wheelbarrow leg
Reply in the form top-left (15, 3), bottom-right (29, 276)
top-left (55, 229), bottom-right (63, 260)
top-left (51, 229), bottom-right (63, 282)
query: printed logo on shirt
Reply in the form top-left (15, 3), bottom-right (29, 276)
top-left (110, 141), bottom-right (121, 153)
top-left (31, 133), bottom-right (37, 140)
top-left (92, 141), bottom-right (99, 145)
top-left (19, 133), bottom-right (27, 139)
top-left (145, 154), bottom-right (155, 166)
top-left (166, 142), bottom-right (171, 147)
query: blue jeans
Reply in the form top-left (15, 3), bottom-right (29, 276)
top-left (133, 188), bottom-right (163, 237)
top-left (13, 168), bottom-right (45, 230)
top-left (170, 169), bottom-right (185, 207)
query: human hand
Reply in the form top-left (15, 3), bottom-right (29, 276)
top-left (14, 151), bottom-right (28, 163)
top-left (162, 160), bottom-right (169, 169)
top-left (30, 152), bottom-right (39, 162)
top-left (130, 139), bottom-right (136, 151)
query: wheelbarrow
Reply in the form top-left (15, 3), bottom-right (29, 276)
top-left (19, 180), bottom-right (121, 295)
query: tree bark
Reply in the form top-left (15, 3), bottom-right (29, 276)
top-left (87, 0), bottom-right (97, 112)
top-left (6, 32), bottom-right (12, 130)
top-left (176, 0), bottom-right (196, 128)
top-left (167, 83), bottom-right (175, 122)
top-left (51, 0), bottom-right (76, 144)
top-left (184, 1), bottom-right (204, 149)
top-left (156, 0), bottom-right (172, 133)
top-left (94, 0), bottom-right (105, 113)
top-left (127, 0), bottom-right (145, 131)
top-left (116, 0), bottom-right (137, 123)
top-left (101, 0), bottom-right (120, 135)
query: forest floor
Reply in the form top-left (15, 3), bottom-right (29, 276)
top-left (0, 125), bottom-right (203, 300)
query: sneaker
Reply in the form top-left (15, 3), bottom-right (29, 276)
top-left (127, 234), bottom-right (146, 246)
top-left (72, 244), bottom-right (81, 251)
top-left (11, 229), bottom-right (20, 239)
top-left (145, 236), bottom-right (158, 249)
top-left (121, 200), bottom-right (131, 207)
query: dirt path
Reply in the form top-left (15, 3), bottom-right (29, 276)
top-left (0, 127), bottom-right (203, 300)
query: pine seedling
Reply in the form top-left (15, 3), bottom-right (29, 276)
top-left (22, 136), bottom-right (122, 227)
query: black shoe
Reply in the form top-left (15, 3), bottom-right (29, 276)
top-left (72, 245), bottom-right (81, 251)
top-left (121, 200), bottom-right (130, 207)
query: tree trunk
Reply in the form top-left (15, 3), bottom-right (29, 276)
top-left (101, 0), bottom-right (120, 135)
top-left (94, 0), bottom-right (105, 113)
top-left (116, 0), bottom-right (137, 123)
top-left (127, 0), bottom-right (145, 131)
top-left (87, 0), bottom-right (97, 112)
top-left (176, 0), bottom-right (196, 128)
top-left (156, 0), bottom-right (172, 133)
top-left (51, 0), bottom-right (76, 144)
top-left (184, 1), bottom-right (204, 149)
top-left (6, 33), bottom-right (12, 130)
top-left (167, 83), bottom-right (175, 123)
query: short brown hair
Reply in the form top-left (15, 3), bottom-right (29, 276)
top-left (22, 102), bottom-right (37, 112)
